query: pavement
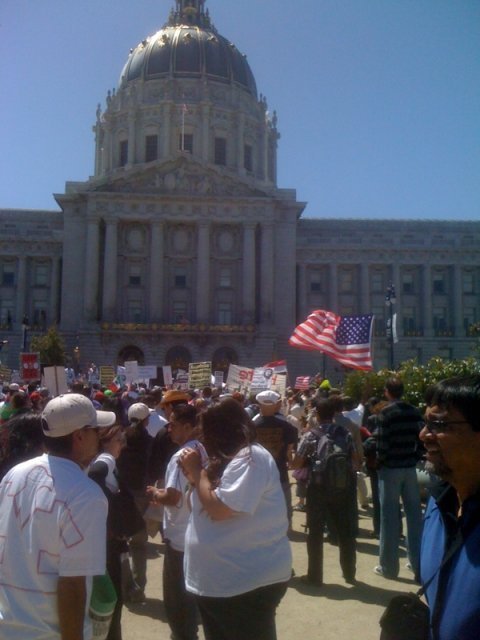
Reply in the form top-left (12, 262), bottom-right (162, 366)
top-left (122, 496), bottom-right (418, 640)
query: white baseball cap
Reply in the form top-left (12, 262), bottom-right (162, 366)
top-left (42, 393), bottom-right (116, 438)
top-left (256, 390), bottom-right (281, 405)
top-left (127, 402), bottom-right (150, 422)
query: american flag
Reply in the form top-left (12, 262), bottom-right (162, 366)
top-left (294, 376), bottom-right (311, 390)
top-left (289, 310), bottom-right (374, 371)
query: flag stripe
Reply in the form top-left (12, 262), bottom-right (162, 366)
top-left (289, 310), bottom-right (374, 371)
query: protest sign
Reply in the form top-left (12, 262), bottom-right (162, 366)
top-left (188, 361), bottom-right (212, 389)
top-left (137, 365), bottom-right (157, 383)
top-left (44, 366), bottom-right (68, 397)
top-left (226, 364), bottom-right (253, 392)
top-left (124, 361), bottom-right (139, 384)
top-left (20, 353), bottom-right (40, 381)
top-left (100, 366), bottom-right (115, 387)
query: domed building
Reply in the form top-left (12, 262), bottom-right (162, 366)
top-left (0, 0), bottom-right (479, 381)
top-left (55, 0), bottom-right (304, 375)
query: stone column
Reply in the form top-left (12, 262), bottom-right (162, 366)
top-left (297, 263), bottom-right (307, 321)
top-left (237, 111), bottom-right (245, 170)
top-left (196, 222), bottom-right (210, 323)
top-left (201, 103), bottom-right (210, 162)
top-left (102, 219), bottom-right (118, 321)
top-left (84, 218), bottom-right (100, 321)
top-left (50, 256), bottom-right (60, 325)
top-left (127, 112), bottom-right (136, 164)
top-left (360, 263), bottom-right (370, 314)
top-left (262, 122), bottom-right (269, 182)
top-left (163, 103), bottom-right (172, 157)
top-left (150, 221), bottom-right (164, 321)
top-left (329, 263), bottom-right (338, 313)
top-left (453, 264), bottom-right (463, 336)
top-left (103, 122), bottom-right (112, 172)
top-left (16, 256), bottom-right (27, 324)
top-left (422, 264), bottom-right (432, 336)
top-left (260, 222), bottom-right (274, 322)
top-left (242, 223), bottom-right (256, 324)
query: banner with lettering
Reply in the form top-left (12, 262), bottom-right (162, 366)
top-left (226, 364), bottom-right (254, 392)
top-left (188, 362), bottom-right (212, 389)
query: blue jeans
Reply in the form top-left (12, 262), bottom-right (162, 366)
top-left (378, 466), bottom-right (423, 577)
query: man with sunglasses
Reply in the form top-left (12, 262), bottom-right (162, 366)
top-left (0, 393), bottom-right (116, 640)
top-left (420, 375), bottom-right (480, 640)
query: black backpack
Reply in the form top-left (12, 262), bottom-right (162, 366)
top-left (308, 424), bottom-right (352, 494)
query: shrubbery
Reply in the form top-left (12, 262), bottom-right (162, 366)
top-left (343, 357), bottom-right (480, 408)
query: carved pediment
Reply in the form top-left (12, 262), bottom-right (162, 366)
top-left (90, 157), bottom-right (269, 199)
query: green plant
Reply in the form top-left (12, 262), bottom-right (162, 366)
top-left (343, 357), bottom-right (480, 408)
top-left (30, 326), bottom-right (66, 367)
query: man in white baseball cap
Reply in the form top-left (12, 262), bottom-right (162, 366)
top-left (254, 389), bottom-right (298, 527)
top-left (0, 393), bottom-right (116, 639)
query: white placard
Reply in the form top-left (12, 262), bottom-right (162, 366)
top-left (124, 361), bottom-right (139, 384)
top-left (44, 366), bottom-right (69, 397)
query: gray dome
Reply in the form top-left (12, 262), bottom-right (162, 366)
top-left (119, 3), bottom-right (257, 98)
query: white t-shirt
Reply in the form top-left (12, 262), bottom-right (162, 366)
top-left (0, 453), bottom-right (108, 640)
top-left (184, 443), bottom-right (292, 597)
top-left (90, 452), bottom-right (119, 493)
top-left (163, 439), bottom-right (206, 552)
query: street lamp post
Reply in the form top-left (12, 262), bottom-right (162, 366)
top-left (21, 316), bottom-right (29, 352)
top-left (385, 284), bottom-right (396, 370)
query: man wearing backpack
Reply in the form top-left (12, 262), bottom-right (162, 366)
top-left (293, 397), bottom-right (356, 586)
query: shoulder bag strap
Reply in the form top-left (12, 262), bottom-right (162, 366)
top-left (416, 527), bottom-right (464, 598)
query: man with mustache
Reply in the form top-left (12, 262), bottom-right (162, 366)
top-left (420, 375), bottom-right (480, 640)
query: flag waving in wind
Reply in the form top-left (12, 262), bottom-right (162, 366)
top-left (289, 310), bottom-right (374, 371)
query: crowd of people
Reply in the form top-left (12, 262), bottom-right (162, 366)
top-left (0, 371), bottom-right (479, 640)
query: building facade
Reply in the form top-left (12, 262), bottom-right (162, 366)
top-left (1, 0), bottom-right (479, 381)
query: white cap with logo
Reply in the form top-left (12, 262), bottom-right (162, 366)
top-left (42, 393), bottom-right (116, 438)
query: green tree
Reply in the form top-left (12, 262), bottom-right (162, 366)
top-left (343, 357), bottom-right (480, 408)
top-left (30, 326), bottom-right (66, 367)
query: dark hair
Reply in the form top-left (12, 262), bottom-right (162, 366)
top-left (171, 403), bottom-right (197, 426)
top-left (328, 394), bottom-right (343, 413)
top-left (200, 398), bottom-right (256, 485)
top-left (429, 375), bottom-right (480, 432)
top-left (0, 413), bottom-right (44, 480)
top-left (385, 377), bottom-right (404, 399)
top-left (43, 432), bottom-right (75, 456)
top-left (11, 392), bottom-right (29, 412)
top-left (315, 398), bottom-right (335, 422)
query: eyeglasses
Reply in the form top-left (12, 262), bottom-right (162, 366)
top-left (423, 419), bottom-right (469, 434)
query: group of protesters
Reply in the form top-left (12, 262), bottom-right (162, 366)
top-left (0, 370), bottom-right (479, 640)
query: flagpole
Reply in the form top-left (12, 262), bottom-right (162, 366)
top-left (182, 108), bottom-right (185, 151)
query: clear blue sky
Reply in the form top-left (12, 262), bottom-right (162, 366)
top-left (1, 0), bottom-right (479, 219)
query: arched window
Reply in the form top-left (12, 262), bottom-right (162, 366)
top-left (117, 345), bottom-right (145, 365)
top-left (212, 347), bottom-right (238, 376)
top-left (165, 345), bottom-right (192, 374)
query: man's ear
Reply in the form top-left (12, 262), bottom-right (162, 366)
top-left (71, 428), bottom-right (84, 445)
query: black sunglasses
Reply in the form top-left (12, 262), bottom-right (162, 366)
top-left (423, 419), bottom-right (469, 434)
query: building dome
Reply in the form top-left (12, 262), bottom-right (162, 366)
top-left (119, 1), bottom-right (257, 98)
top-left (92, 0), bottom-right (278, 186)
